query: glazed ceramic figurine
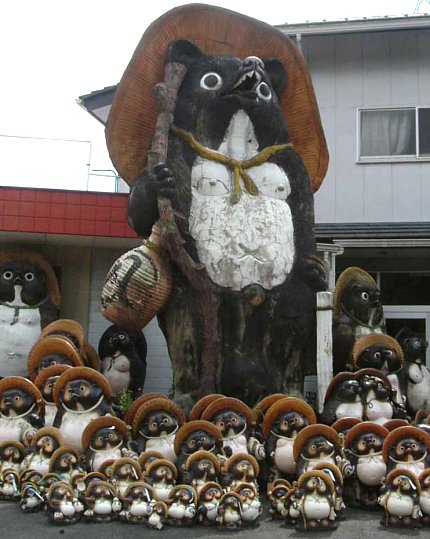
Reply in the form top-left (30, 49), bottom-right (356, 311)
top-left (268, 481), bottom-right (291, 519)
top-left (48, 446), bottom-right (84, 482)
top-left (262, 397), bottom-right (316, 485)
top-left (138, 451), bottom-right (164, 476)
top-left (419, 469), bottom-right (430, 525)
top-left (147, 500), bottom-right (168, 529)
top-left (20, 469), bottom-right (43, 487)
top-left (356, 368), bottom-right (400, 425)
top-left (33, 364), bottom-right (71, 427)
top-left (183, 450), bottom-right (220, 494)
top-left (119, 481), bottom-right (155, 524)
top-left (0, 377), bottom-right (44, 445)
top-left (83, 480), bottom-right (122, 522)
top-left (166, 484), bottom-right (197, 526)
top-left (28, 336), bottom-right (82, 380)
top-left (218, 492), bottom-right (243, 530)
top-left (397, 328), bottom-right (430, 413)
top-left (188, 394), bottom-right (225, 421)
top-left (0, 468), bottom-right (20, 500)
top-left (379, 469), bottom-right (422, 528)
top-left (110, 457), bottom-right (142, 498)
top-left (293, 470), bottom-right (337, 531)
top-left (82, 416), bottom-right (132, 472)
top-left (331, 417), bottom-right (362, 448)
top-left (342, 422), bottom-right (388, 508)
top-left (71, 471), bottom-right (106, 501)
top-left (293, 424), bottom-right (341, 477)
top-left (320, 373), bottom-right (363, 425)
top-left (52, 366), bottom-right (113, 450)
top-left (20, 482), bottom-right (45, 512)
top-left (383, 425), bottom-right (430, 477)
top-left (234, 482), bottom-right (262, 525)
top-left (145, 458), bottom-right (177, 501)
top-left (174, 420), bottom-right (224, 476)
top-left (131, 397), bottom-right (185, 459)
top-left (0, 440), bottom-right (25, 472)
top-left (40, 472), bottom-right (62, 494)
top-left (197, 481), bottom-right (223, 525)
top-left (0, 249), bottom-right (60, 378)
top-left (332, 267), bottom-right (385, 373)
top-left (21, 427), bottom-right (64, 474)
top-left (122, 392), bottom-right (167, 426)
top-left (201, 396), bottom-right (265, 459)
top-left (45, 481), bottom-right (84, 524)
top-left (313, 462), bottom-right (346, 519)
top-left (222, 453), bottom-right (259, 491)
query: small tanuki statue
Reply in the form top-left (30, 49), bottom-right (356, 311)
top-left (45, 481), bottom-right (84, 525)
top-left (0, 441), bottom-right (25, 472)
top-left (119, 482), bottom-right (154, 524)
top-left (382, 425), bottom-right (430, 478)
top-left (197, 481), bottom-right (223, 525)
top-left (166, 484), bottom-right (197, 526)
top-left (379, 469), bottom-right (422, 528)
top-left (103, 3), bottom-right (328, 410)
top-left (83, 480), bottom-right (122, 523)
top-left (20, 427), bottom-right (64, 474)
top-left (293, 424), bottom-right (341, 476)
top-left (33, 364), bottom-right (72, 427)
top-left (320, 372), bottom-right (363, 425)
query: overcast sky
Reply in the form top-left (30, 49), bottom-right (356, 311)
top-left (0, 0), bottom-right (426, 191)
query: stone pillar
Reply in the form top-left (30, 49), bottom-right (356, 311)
top-left (316, 291), bottom-right (333, 412)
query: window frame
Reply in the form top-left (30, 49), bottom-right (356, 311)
top-left (357, 106), bottom-right (430, 163)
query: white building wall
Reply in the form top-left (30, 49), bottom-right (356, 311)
top-left (301, 28), bottom-right (430, 223)
top-left (87, 248), bottom-right (172, 394)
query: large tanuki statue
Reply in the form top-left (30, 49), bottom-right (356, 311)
top-left (104, 5), bottom-right (328, 408)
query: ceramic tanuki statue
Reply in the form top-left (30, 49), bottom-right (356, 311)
top-left (382, 425), bottom-right (430, 478)
top-left (379, 469), bottom-right (422, 528)
top-left (45, 481), bottom-right (84, 525)
top-left (293, 424), bottom-right (342, 477)
top-left (104, 4), bottom-right (328, 410)
top-left (52, 366), bottom-right (113, 451)
top-left (0, 249), bottom-right (60, 378)
top-left (20, 427), bottom-right (64, 474)
top-left (33, 364), bottom-right (71, 427)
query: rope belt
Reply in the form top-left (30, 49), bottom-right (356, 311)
top-left (171, 125), bottom-right (293, 204)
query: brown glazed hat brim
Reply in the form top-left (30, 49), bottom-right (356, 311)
top-left (32, 427), bottom-right (64, 447)
top-left (253, 393), bottom-right (288, 424)
top-left (384, 419), bottom-right (410, 432)
top-left (324, 372), bottom-right (358, 404)
top-left (85, 480), bottom-right (117, 498)
top-left (28, 336), bottom-right (83, 380)
top-left (49, 446), bottom-right (79, 472)
top-left (131, 397), bottom-right (185, 438)
top-left (124, 481), bottom-right (155, 500)
top-left (169, 484), bottom-right (197, 504)
top-left (189, 394), bottom-right (224, 421)
top-left (198, 481), bottom-right (223, 501)
top-left (174, 420), bottom-right (223, 455)
top-left (385, 468), bottom-right (421, 493)
top-left (53, 366), bottom-right (112, 405)
top-left (262, 397), bottom-right (317, 439)
top-left (333, 267), bottom-right (378, 315)
top-left (297, 469), bottom-right (335, 494)
top-left (0, 440), bottom-right (25, 453)
top-left (331, 417), bottom-right (362, 433)
top-left (344, 421), bottom-right (389, 450)
top-left (138, 451), bottom-right (165, 469)
top-left (225, 452), bottom-right (259, 477)
top-left (83, 343), bottom-right (100, 371)
top-left (111, 457), bottom-right (142, 477)
top-left (47, 481), bottom-right (74, 501)
top-left (0, 250), bottom-right (60, 307)
top-left (352, 333), bottom-right (404, 366)
top-left (33, 364), bottom-right (73, 390)
top-left (41, 319), bottom-right (85, 349)
top-left (106, 3), bottom-right (328, 192)
top-left (419, 469), bottom-right (430, 483)
top-left (81, 416), bottom-right (128, 452)
top-left (0, 376), bottom-right (43, 409)
top-left (184, 450), bottom-right (221, 473)
top-left (293, 424), bottom-right (339, 462)
top-left (146, 458), bottom-right (178, 479)
top-left (200, 396), bottom-right (253, 424)
top-left (123, 393), bottom-right (169, 425)
top-left (312, 461), bottom-right (344, 487)
top-left (382, 426), bottom-right (430, 463)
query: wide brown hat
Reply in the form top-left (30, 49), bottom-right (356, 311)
top-left (33, 364), bottom-right (72, 393)
top-left (124, 481), bottom-right (155, 500)
top-left (49, 446), bottom-right (79, 472)
top-left (352, 333), bottom-right (404, 367)
top-left (343, 422), bottom-right (388, 451)
top-left (0, 376), bottom-right (44, 414)
top-left (41, 319), bottom-right (85, 350)
top-left (312, 461), bottom-right (344, 487)
top-left (189, 394), bottom-right (224, 421)
top-left (382, 426), bottom-right (430, 463)
top-left (146, 458), bottom-right (178, 479)
top-left (169, 484), bottom-right (197, 504)
top-left (198, 481), bottom-right (223, 502)
top-left (28, 336), bottom-right (83, 380)
top-left (106, 3), bottom-right (328, 192)
top-left (174, 420), bottom-right (223, 455)
top-left (331, 417), bottom-right (362, 434)
top-left (31, 427), bottom-right (64, 447)
top-left (131, 397), bottom-right (185, 438)
top-left (0, 249), bottom-right (60, 307)
top-left (253, 393), bottom-right (288, 425)
top-left (81, 416), bottom-right (128, 452)
top-left (111, 457), bottom-right (142, 479)
top-left (184, 450), bottom-right (221, 474)
top-left (385, 468), bottom-right (421, 493)
top-left (52, 366), bottom-right (112, 405)
top-left (123, 393), bottom-right (169, 425)
top-left (138, 451), bottom-right (165, 471)
top-left (46, 481), bottom-right (74, 501)
top-left (85, 479), bottom-right (117, 498)
top-left (384, 419), bottom-right (410, 432)
top-left (293, 424), bottom-right (339, 462)
top-left (225, 452), bottom-right (259, 477)
top-left (323, 372), bottom-right (359, 403)
top-left (333, 267), bottom-right (378, 315)
top-left (262, 397), bottom-right (316, 439)
top-left (297, 469), bottom-right (335, 494)
top-left (82, 342), bottom-right (100, 371)
top-left (0, 440), bottom-right (25, 454)
top-left (200, 396), bottom-right (253, 424)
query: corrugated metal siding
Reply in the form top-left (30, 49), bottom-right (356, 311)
top-left (304, 28), bottom-right (430, 224)
top-left (87, 248), bottom-right (172, 394)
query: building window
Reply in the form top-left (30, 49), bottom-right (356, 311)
top-left (358, 107), bottom-right (430, 161)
